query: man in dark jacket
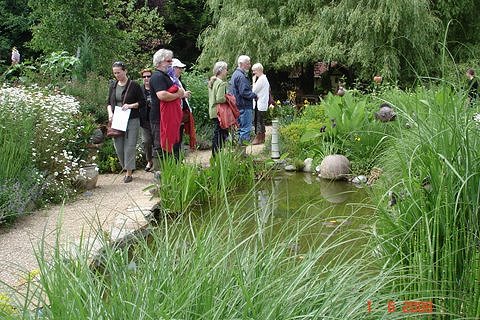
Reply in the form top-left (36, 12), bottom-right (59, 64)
top-left (229, 55), bottom-right (257, 145)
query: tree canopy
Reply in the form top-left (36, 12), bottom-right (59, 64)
top-left (27, 0), bottom-right (170, 74)
top-left (0, 0), bottom-right (32, 67)
top-left (197, 0), bottom-right (441, 82)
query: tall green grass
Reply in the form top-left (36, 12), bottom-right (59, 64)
top-left (3, 197), bottom-right (411, 319)
top-left (374, 86), bottom-right (480, 316)
top-left (0, 108), bottom-right (34, 181)
top-left (0, 104), bottom-right (41, 222)
top-left (156, 148), bottom-right (255, 214)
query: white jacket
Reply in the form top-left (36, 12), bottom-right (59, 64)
top-left (252, 74), bottom-right (270, 111)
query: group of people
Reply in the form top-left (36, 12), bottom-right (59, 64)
top-left (107, 49), bottom-right (195, 183)
top-left (107, 50), bottom-right (271, 182)
top-left (208, 55), bottom-right (271, 155)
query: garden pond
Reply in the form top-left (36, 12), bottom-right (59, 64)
top-left (149, 171), bottom-right (374, 263)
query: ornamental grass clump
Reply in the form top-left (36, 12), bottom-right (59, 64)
top-left (11, 196), bottom-right (407, 319)
top-left (0, 84), bottom-right (97, 220)
top-left (373, 85), bottom-right (480, 317)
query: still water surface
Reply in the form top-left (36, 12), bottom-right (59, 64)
top-left (227, 172), bottom-right (374, 256)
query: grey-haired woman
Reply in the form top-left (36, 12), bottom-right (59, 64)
top-left (208, 61), bottom-right (229, 155)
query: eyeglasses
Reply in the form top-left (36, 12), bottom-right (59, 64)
top-left (142, 75), bottom-right (151, 78)
top-left (164, 59), bottom-right (173, 63)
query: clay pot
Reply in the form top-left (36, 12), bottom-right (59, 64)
top-left (373, 75), bottom-right (383, 84)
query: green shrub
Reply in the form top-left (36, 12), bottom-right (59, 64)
top-left (96, 139), bottom-right (122, 174)
top-left (280, 121), bottom-right (323, 157)
top-left (182, 71), bottom-right (210, 130)
top-left (64, 73), bottom-right (109, 124)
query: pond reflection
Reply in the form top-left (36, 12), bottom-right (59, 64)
top-left (234, 172), bottom-right (373, 257)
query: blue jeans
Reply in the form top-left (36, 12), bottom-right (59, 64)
top-left (238, 108), bottom-right (253, 144)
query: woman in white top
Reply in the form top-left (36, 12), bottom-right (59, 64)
top-left (252, 63), bottom-right (270, 144)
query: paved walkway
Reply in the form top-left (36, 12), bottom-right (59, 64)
top-left (0, 132), bottom-right (270, 288)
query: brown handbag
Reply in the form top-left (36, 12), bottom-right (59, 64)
top-left (106, 120), bottom-right (124, 137)
top-left (106, 81), bottom-right (132, 138)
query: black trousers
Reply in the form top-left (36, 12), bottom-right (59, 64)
top-left (211, 118), bottom-right (229, 156)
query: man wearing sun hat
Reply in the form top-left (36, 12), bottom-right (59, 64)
top-left (171, 58), bottom-right (196, 151)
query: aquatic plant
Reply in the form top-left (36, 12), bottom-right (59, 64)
top-left (374, 85), bottom-right (480, 316)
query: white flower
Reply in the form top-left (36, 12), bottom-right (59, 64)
top-left (473, 113), bottom-right (480, 123)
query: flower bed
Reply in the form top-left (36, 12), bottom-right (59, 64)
top-left (0, 84), bottom-right (96, 223)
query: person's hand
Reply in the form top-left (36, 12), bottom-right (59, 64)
top-left (121, 103), bottom-right (130, 111)
top-left (177, 87), bottom-right (185, 98)
top-left (184, 90), bottom-right (192, 99)
top-left (108, 112), bottom-right (113, 121)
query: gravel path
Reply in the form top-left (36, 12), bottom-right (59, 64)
top-left (0, 130), bottom-right (270, 288)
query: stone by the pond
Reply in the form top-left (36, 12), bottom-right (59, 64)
top-left (375, 104), bottom-right (396, 122)
top-left (315, 165), bottom-right (321, 174)
top-left (303, 158), bottom-right (313, 173)
top-left (319, 154), bottom-right (350, 180)
top-left (351, 175), bottom-right (368, 185)
top-left (284, 164), bottom-right (297, 172)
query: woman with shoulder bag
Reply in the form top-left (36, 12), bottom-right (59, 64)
top-left (106, 61), bottom-right (145, 183)
top-left (208, 61), bottom-right (229, 156)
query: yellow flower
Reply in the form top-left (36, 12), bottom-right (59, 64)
top-left (303, 99), bottom-right (309, 105)
top-left (355, 136), bottom-right (361, 142)
top-left (0, 293), bottom-right (16, 315)
top-left (275, 100), bottom-right (281, 105)
top-left (26, 269), bottom-right (40, 281)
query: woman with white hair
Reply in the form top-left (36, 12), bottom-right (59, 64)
top-left (251, 62), bottom-right (270, 144)
top-left (208, 61), bottom-right (229, 155)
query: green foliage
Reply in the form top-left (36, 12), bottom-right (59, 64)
top-left (0, 0), bottom-right (32, 71)
top-left (199, 0), bottom-right (440, 82)
top-left (322, 93), bottom-right (368, 137)
top-left (157, 156), bottom-right (205, 214)
top-left (0, 103), bottom-right (42, 223)
top-left (116, 1), bottom-right (171, 73)
top-left (17, 192), bottom-right (405, 319)
top-left (39, 51), bottom-right (79, 85)
top-left (182, 71), bottom-right (210, 130)
top-left (96, 139), bottom-right (121, 174)
top-left (374, 85), bottom-right (480, 316)
top-left (181, 70), bottom-right (214, 148)
top-left (0, 85), bottom-right (101, 222)
top-left (205, 149), bottom-right (255, 197)
top-left (432, 0), bottom-right (480, 61)
top-left (154, 148), bottom-right (255, 214)
top-left (342, 122), bottom-right (393, 175)
top-left (161, 0), bottom-right (209, 64)
top-left (63, 73), bottom-right (109, 124)
top-left (27, 0), bottom-right (170, 76)
top-left (280, 120), bottom-right (323, 158)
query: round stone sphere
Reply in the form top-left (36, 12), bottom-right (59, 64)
top-left (319, 154), bottom-right (350, 180)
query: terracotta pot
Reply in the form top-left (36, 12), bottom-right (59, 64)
top-left (373, 75), bottom-right (383, 84)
